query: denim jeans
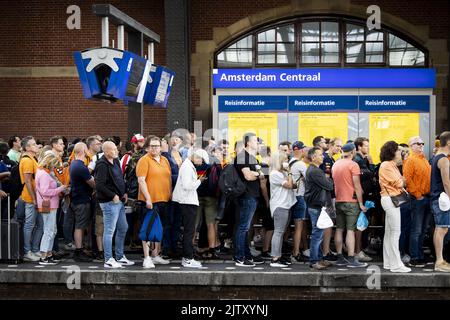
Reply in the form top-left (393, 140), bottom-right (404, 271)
top-left (23, 202), bottom-right (43, 253)
top-left (234, 195), bottom-right (258, 261)
top-left (399, 200), bottom-right (412, 255)
top-left (100, 201), bottom-right (128, 262)
top-left (40, 209), bottom-right (57, 253)
top-left (308, 207), bottom-right (324, 264)
top-left (409, 197), bottom-right (431, 260)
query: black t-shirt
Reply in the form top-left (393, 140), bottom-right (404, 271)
top-left (69, 160), bottom-right (93, 205)
top-left (234, 150), bottom-right (260, 198)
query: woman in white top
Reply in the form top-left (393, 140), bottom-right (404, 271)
top-left (269, 152), bottom-right (297, 267)
top-left (172, 149), bottom-right (208, 268)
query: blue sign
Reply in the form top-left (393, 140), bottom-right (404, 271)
top-left (218, 96), bottom-right (287, 112)
top-left (213, 68), bottom-right (436, 88)
top-left (359, 96), bottom-right (430, 112)
top-left (288, 96), bottom-right (358, 112)
top-left (141, 65), bottom-right (175, 108)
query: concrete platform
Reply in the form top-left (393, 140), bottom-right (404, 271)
top-left (1, 254), bottom-right (450, 299)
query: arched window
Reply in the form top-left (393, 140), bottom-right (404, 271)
top-left (216, 17), bottom-right (427, 68)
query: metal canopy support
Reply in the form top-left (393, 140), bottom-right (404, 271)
top-left (117, 25), bottom-right (124, 50)
top-left (93, 4), bottom-right (160, 44)
top-left (148, 43), bottom-right (154, 64)
top-left (101, 17), bottom-right (109, 47)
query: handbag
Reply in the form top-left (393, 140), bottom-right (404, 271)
top-left (317, 206), bottom-right (334, 229)
top-left (37, 189), bottom-right (51, 214)
top-left (384, 186), bottom-right (409, 208)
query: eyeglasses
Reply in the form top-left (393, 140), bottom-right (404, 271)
top-left (149, 145), bottom-right (161, 148)
top-left (413, 142), bottom-right (425, 146)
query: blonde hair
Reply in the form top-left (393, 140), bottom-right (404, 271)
top-left (37, 145), bottom-right (52, 162)
top-left (38, 151), bottom-right (60, 170)
top-left (270, 152), bottom-right (287, 172)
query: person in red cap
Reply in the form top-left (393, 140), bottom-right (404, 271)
top-left (120, 134), bottom-right (145, 174)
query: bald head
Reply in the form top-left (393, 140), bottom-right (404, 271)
top-left (409, 136), bottom-right (425, 154)
top-left (102, 141), bottom-right (118, 160)
top-left (73, 142), bottom-right (87, 161)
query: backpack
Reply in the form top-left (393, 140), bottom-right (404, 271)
top-left (218, 163), bottom-right (246, 199)
top-left (124, 151), bottom-right (144, 199)
top-left (9, 155), bottom-right (31, 203)
top-left (138, 208), bottom-right (163, 242)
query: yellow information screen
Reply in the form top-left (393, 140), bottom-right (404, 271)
top-left (298, 113), bottom-right (348, 146)
top-left (369, 113), bottom-right (420, 164)
top-left (227, 113), bottom-right (278, 152)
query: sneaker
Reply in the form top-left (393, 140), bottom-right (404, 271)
top-left (64, 243), bottom-right (76, 251)
top-left (152, 255), bottom-right (170, 265)
top-left (347, 257), bottom-right (368, 268)
top-left (401, 254), bottom-right (411, 264)
top-left (73, 250), bottom-right (93, 263)
top-left (182, 258), bottom-right (203, 268)
top-left (249, 255), bottom-right (265, 265)
top-left (280, 255), bottom-right (292, 265)
top-left (47, 255), bottom-right (61, 263)
top-left (323, 253), bottom-right (338, 263)
top-left (32, 251), bottom-right (41, 259)
top-left (24, 251), bottom-right (40, 262)
top-left (291, 254), bottom-right (307, 263)
top-left (407, 259), bottom-right (426, 268)
top-left (435, 261), bottom-right (450, 272)
top-left (143, 257), bottom-right (155, 269)
top-left (261, 251), bottom-right (272, 260)
top-left (270, 258), bottom-right (289, 268)
top-left (391, 266), bottom-right (412, 273)
top-left (356, 251), bottom-right (373, 262)
top-left (302, 249), bottom-right (310, 257)
top-left (310, 262), bottom-right (328, 270)
top-left (39, 257), bottom-right (58, 266)
top-left (234, 258), bottom-right (255, 267)
top-left (117, 255), bottom-right (135, 266)
top-left (104, 258), bottom-right (123, 269)
top-left (319, 260), bottom-right (332, 267)
top-left (336, 254), bottom-right (349, 267)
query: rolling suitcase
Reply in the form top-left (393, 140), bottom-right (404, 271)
top-left (0, 195), bottom-right (23, 263)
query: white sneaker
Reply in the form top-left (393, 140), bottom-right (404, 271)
top-left (152, 255), bottom-right (170, 265)
top-left (182, 258), bottom-right (202, 268)
top-left (401, 254), bottom-right (411, 264)
top-left (391, 266), bottom-right (412, 273)
top-left (104, 258), bottom-right (123, 269)
top-left (32, 251), bottom-right (42, 259)
top-left (143, 257), bottom-right (155, 269)
top-left (64, 243), bottom-right (76, 251)
top-left (302, 249), bottom-right (310, 258)
top-left (356, 251), bottom-right (373, 262)
top-left (24, 251), bottom-right (40, 262)
top-left (117, 255), bottom-right (135, 266)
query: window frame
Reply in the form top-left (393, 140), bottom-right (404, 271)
top-left (214, 16), bottom-right (429, 69)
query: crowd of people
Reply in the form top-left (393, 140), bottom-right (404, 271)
top-left (0, 130), bottom-right (450, 273)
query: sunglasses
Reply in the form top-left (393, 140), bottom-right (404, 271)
top-left (413, 142), bottom-right (425, 146)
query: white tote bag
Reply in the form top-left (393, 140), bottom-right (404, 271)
top-left (317, 207), bottom-right (334, 229)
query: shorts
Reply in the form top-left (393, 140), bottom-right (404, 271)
top-left (432, 199), bottom-right (450, 228)
top-left (196, 197), bottom-right (218, 225)
top-left (292, 196), bottom-right (307, 220)
top-left (70, 202), bottom-right (91, 230)
top-left (335, 202), bottom-right (359, 231)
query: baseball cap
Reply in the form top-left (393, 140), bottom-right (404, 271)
top-left (342, 142), bottom-right (356, 153)
top-left (131, 134), bottom-right (145, 143)
top-left (292, 141), bottom-right (306, 151)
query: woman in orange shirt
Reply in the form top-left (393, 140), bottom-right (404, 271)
top-left (379, 141), bottom-right (411, 273)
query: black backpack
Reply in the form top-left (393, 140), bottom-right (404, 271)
top-left (218, 163), bottom-right (246, 199)
top-left (124, 151), bottom-right (144, 199)
top-left (9, 155), bottom-right (30, 203)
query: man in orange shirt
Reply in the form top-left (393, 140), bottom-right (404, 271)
top-left (136, 136), bottom-right (172, 268)
top-left (403, 136), bottom-right (432, 268)
top-left (20, 136), bottom-right (43, 262)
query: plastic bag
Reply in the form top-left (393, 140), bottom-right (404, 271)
top-left (317, 206), bottom-right (333, 229)
top-left (356, 201), bottom-right (375, 231)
